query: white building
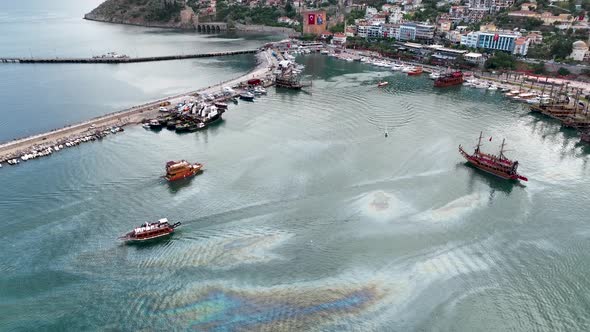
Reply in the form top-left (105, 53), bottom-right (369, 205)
top-left (388, 7), bottom-right (404, 24)
top-left (569, 40), bottom-right (589, 61)
top-left (464, 52), bottom-right (484, 64)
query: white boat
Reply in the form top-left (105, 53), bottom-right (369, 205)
top-left (488, 85), bottom-right (498, 91)
top-left (402, 66), bottom-right (415, 73)
top-left (518, 92), bottom-right (536, 100)
top-left (320, 50), bottom-right (329, 55)
top-left (476, 83), bottom-right (489, 89)
top-left (526, 97), bottom-right (540, 104)
top-left (254, 86), bottom-right (267, 94)
top-left (429, 72), bottom-right (441, 80)
top-left (391, 63), bottom-right (404, 71)
top-left (345, 57), bottom-right (354, 62)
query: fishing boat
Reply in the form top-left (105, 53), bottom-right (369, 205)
top-left (377, 81), bottom-right (389, 87)
top-left (148, 119), bottom-right (163, 130)
top-left (164, 160), bottom-right (203, 181)
top-left (239, 92), bottom-right (255, 101)
top-left (175, 123), bottom-right (190, 133)
top-left (119, 218), bottom-right (181, 242)
top-left (459, 132), bottom-right (528, 181)
top-left (434, 71), bottom-right (463, 87)
top-left (187, 123), bottom-right (207, 132)
top-left (166, 121), bottom-right (177, 130)
top-left (214, 102), bottom-right (228, 109)
top-left (407, 67), bottom-right (423, 76)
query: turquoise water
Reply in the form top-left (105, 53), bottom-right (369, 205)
top-left (0, 0), bottom-right (278, 141)
top-left (3, 2), bottom-right (590, 331)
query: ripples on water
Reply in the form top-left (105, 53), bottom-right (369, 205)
top-left (3, 54), bottom-right (590, 331)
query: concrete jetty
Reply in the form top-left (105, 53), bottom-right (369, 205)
top-left (0, 48), bottom-right (278, 165)
top-left (0, 49), bottom-right (257, 64)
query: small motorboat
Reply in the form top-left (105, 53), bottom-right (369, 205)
top-left (239, 92), bottom-right (255, 101)
top-left (408, 67), bottom-right (423, 76)
top-left (377, 81), bottom-right (389, 87)
top-left (120, 218), bottom-right (181, 242)
top-left (148, 119), bottom-right (163, 130)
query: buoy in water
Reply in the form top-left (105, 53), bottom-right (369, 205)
top-left (385, 132), bottom-right (388, 138)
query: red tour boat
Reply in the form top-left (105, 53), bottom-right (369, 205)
top-left (165, 160), bottom-right (203, 181)
top-left (120, 218), bottom-right (181, 242)
top-left (459, 132), bottom-right (528, 181)
top-left (407, 67), bottom-right (423, 76)
top-left (434, 71), bottom-right (463, 87)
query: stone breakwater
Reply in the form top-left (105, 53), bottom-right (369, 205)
top-left (0, 48), bottom-right (278, 168)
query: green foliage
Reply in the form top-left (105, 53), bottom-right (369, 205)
top-left (145, 1), bottom-right (182, 22)
top-left (551, 38), bottom-right (574, 60)
top-left (485, 52), bottom-right (516, 70)
top-left (330, 22), bottom-right (344, 33)
top-left (346, 9), bottom-right (366, 25)
top-left (410, 0), bottom-right (448, 22)
top-left (532, 61), bottom-right (546, 74)
top-left (557, 67), bottom-right (571, 75)
top-left (524, 18), bottom-right (543, 30)
top-left (215, 2), bottom-right (296, 26)
top-left (346, 36), bottom-right (399, 55)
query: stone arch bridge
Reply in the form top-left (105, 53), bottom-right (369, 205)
top-left (196, 22), bottom-right (228, 32)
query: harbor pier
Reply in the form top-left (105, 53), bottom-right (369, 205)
top-left (0, 49), bottom-right (258, 65)
top-left (0, 48), bottom-right (278, 166)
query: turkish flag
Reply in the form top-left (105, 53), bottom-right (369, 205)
top-left (308, 13), bottom-right (316, 25)
top-left (493, 33), bottom-right (499, 41)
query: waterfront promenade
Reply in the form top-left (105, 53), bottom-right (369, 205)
top-left (0, 49), bottom-right (277, 163)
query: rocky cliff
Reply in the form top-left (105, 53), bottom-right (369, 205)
top-left (84, 0), bottom-right (198, 29)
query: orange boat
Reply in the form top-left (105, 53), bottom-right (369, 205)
top-left (165, 160), bottom-right (203, 181)
top-left (407, 67), bottom-right (423, 76)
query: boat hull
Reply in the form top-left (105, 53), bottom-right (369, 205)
top-left (165, 165), bottom-right (203, 181)
top-left (123, 229), bottom-right (174, 242)
top-left (459, 146), bottom-right (527, 181)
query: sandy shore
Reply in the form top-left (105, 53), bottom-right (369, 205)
top-left (0, 49), bottom-right (277, 163)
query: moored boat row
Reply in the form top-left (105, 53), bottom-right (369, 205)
top-left (0, 126), bottom-right (124, 168)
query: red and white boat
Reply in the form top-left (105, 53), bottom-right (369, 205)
top-left (377, 81), bottom-right (389, 87)
top-left (459, 132), bottom-right (528, 181)
top-left (120, 218), bottom-right (181, 242)
top-left (407, 67), bottom-right (423, 76)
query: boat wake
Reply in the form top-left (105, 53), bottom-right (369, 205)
top-left (135, 227), bottom-right (293, 270)
top-left (412, 192), bottom-right (487, 223)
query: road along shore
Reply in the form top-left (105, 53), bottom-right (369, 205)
top-left (0, 48), bottom-right (278, 166)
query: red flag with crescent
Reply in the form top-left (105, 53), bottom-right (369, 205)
top-left (493, 33), bottom-right (499, 41)
top-left (308, 13), bottom-right (316, 25)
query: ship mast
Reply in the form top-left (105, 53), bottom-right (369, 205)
top-left (475, 131), bottom-right (483, 154)
top-left (499, 138), bottom-right (506, 160)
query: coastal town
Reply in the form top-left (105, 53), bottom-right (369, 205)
top-left (4, 0), bottom-right (590, 167)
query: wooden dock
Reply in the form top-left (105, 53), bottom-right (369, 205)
top-left (0, 49), bottom-right (258, 64)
